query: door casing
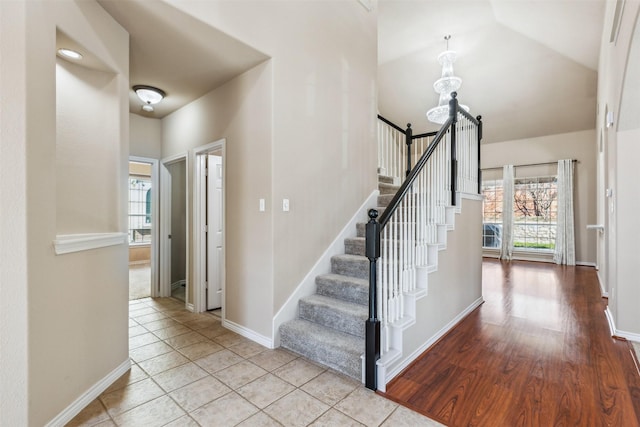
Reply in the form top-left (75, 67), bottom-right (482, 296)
top-left (160, 152), bottom-right (190, 304)
top-left (192, 139), bottom-right (226, 314)
top-left (129, 156), bottom-right (160, 297)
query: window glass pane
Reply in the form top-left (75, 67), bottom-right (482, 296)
top-left (482, 175), bottom-right (557, 250)
top-left (129, 177), bottom-right (152, 244)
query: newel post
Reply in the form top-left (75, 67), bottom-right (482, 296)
top-left (365, 209), bottom-right (381, 390)
top-left (405, 124), bottom-right (413, 177)
top-left (449, 92), bottom-right (459, 206)
top-left (476, 115), bottom-right (483, 195)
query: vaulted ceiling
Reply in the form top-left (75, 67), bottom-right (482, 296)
top-left (378, 0), bottom-right (605, 143)
top-left (97, 0), bottom-right (605, 143)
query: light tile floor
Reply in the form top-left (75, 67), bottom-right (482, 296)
top-left (67, 297), bottom-right (443, 427)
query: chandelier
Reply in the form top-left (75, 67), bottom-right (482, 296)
top-left (426, 35), bottom-right (469, 124)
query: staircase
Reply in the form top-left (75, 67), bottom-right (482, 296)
top-left (280, 101), bottom-right (481, 387)
top-left (279, 175), bottom-right (402, 379)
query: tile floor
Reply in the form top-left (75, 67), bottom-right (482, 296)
top-left (67, 297), bottom-right (443, 427)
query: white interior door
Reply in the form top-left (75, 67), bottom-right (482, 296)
top-left (207, 155), bottom-right (223, 310)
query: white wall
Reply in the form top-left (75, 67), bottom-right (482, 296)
top-left (0, 1), bottom-right (130, 425)
top-left (597, 0), bottom-right (640, 339)
top-left (0, 2), bottom-right (29, 424)
top-left (389, 198), bottom-right (483, 380)
top-left (162, 0), bottom-right (378, 340)
top-left (163, 61), bottom-right (275, 338)
top-left (130, 113), bottom-right (162, 159)
top-left (481, 130), bottom-right (597, 265)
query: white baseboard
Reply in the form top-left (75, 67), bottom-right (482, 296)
top-left (616, 330), bottom-right (640, 343)
top-left (271, 190), bottom-right (379, 347)
top-left (596, 270), bottom-right (608, 297)
top-left (223, 319), bottom-right (273, 349)
top-left (605, 307), bottom-right (616, 337)
top-left (46, 359), bottom-right (130, 427)
top-left (603, 307), bottom-right (640, 341)
top-left (186, 302), bottom-right (195, 313)
top-left (382, 296), bottom-right (484, 387)
top-left (577, 261), bottom-right (596, 267)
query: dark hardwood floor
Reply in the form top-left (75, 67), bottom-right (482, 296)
top-left (382, 259), bottom-right (640, 427)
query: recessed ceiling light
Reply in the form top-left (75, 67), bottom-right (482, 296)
top-left (57, 48), bottom-right (83, 60)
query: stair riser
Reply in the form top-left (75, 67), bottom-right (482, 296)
top-left (377, 193), bottom-right (420, 207)
top-left (331, 257), bottom-right (369, 280)
top-left (279, 322), bottom-right (362, 379)
top-left (280, 336), bottom-right (361, 379)
top-left (346, 239), bottom-right (427, 258)
top-left (316, 277), bottom-right (368, 306)
top-left (299, 300), bottom-right (366, 338)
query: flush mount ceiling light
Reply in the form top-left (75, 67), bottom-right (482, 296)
top-left (133, 85), bottom-right (166, 112)
top-left (57, 48), bottom-right (83, 60)
top-left (426, 35), bottom-right (469, 124)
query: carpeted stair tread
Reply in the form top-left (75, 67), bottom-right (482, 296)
top-left (280, 319), bottom-right (363, 379)
top-left (299, 294), bottom-right (367, 337)
top-left (316, 274), bottom-right (368, 306)
top-left (378, 175), bottom-right (394, 184)
top-left (331, 254), bottom-right (369, 280)
top-left (379, 182), bottom-right (400, 195)
top-left (378, 193), bottom-right (394, 207)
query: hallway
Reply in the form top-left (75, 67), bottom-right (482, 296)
top-left (383, 259), bottom-right (640, 426)
top-left (67, 298), bottom-right (442, 426)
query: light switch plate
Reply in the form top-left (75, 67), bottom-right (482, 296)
top-left (283, 199), bottom-right (290, 212)
top-left (259, 199), bottom-right (265, 212)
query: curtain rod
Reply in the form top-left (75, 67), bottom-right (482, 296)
top-left (481, 159), bottom-right (577, 171)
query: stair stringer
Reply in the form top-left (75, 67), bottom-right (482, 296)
top-left (374, 193), bottom-right (484, 392)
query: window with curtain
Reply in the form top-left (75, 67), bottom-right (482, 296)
top-left (482, 176), bottom-right (558, 251)
top-left (481, 179), bottom-right (503, 248)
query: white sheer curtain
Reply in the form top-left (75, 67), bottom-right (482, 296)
top-left (554, 159), bottom-right (575, 265)
top-left (500, 165), bottom-right (514, 260)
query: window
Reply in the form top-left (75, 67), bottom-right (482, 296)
top-left (513, 176), bottom-right (557, 250)
top-left (129, 177), bottom-right (152, 244)
top-left (482, 176), bottom-right (558, 251)
top-left (482, 179), bottom-right (503, 248)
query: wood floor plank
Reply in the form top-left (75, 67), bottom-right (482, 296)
top-left (382, 259), bottom-right (640, 427)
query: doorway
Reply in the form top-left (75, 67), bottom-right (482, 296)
top-left (193, 140), bottom-right (226, 313)
top-left (128, 157), bottom-right (159, 300)
top-left (160, 154), bottom-right (189, 303)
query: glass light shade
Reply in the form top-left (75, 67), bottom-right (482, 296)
top-left (426, 103), bottom-right (470, 124)
top-left (133, 85), bottom-right (165, 105)
top-left (57, 48), bottom-right (83, 60)
top-left (427, 47), bottom-right (470, 124)
top-left (433, 76), bottom-right (462, 94)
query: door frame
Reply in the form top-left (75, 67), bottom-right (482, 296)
top-left (129, 156), bottom-right (160, 297)
top-left (192, 139), bottom-right (226, 314)
top-left (160, 152), bottom-right (190, 304)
